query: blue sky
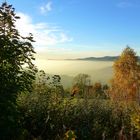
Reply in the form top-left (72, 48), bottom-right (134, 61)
top-left (2, 0), bottom-right (140, 58)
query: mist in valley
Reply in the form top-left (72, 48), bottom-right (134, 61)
top-left (35, 60), bottom-right (113, 88)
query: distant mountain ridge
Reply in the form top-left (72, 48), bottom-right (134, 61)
top-left (75, 56), bottom-right (140, 61)
top-left (76, 56), bottom-right (119, 61)
top-left (49, 56), bottom-right (140, 61)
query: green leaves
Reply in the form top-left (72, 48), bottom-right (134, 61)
top-left (0, 2), bottom-right (36, 138)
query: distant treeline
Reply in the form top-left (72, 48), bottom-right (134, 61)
top-left (68, 56), bottom-right (140, 61)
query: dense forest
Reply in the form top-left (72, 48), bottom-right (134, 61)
top-left (1, 2), bottom-right (140, 140)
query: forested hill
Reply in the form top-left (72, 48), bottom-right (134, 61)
top-left (76, 56), bottom-right (119, 61)
top-left (74, 56), bottom-right (140, 61)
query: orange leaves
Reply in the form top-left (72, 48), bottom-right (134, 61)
top-left (110, 47), bottom-right (140, 102)
top-left (71, 86), bottom-right (79, 97)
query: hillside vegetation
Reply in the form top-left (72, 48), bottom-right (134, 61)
top-left (1, 2), bottom-right (140, 140)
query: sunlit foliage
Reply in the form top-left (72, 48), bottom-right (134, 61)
top-left (110, 47), bottom-right (140, 102)
top-left (0, 2), bottom-right (36, 139)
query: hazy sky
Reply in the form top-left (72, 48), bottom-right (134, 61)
top-left (1, 0), bottom-right (140, 59)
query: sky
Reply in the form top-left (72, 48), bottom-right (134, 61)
top-left (1, 0), bottom-right (140, 59)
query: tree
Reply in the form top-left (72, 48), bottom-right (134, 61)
top-left (110, 47), bottom-right (140, 102)
top-left (0, 2), bottom-right (36, 139)
top-left (72, 74), bottom-right (91, 97)
top-left (92, 82), bottom-right (107, 99)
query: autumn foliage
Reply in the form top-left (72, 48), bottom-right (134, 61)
top-left (110, 47), bottom-right (140, 101)
top-left (2, 1), bottom-right (140, 139)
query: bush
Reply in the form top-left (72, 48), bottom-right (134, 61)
top-left (18, 85), bottom-right (139, 140)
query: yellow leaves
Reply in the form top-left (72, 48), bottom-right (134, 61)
top-left (110, 47), bottom-right (140, 101)
top-left (131, 113), bottom-right (140, 133)
top-left (64, 130), bottom-right (77, 140)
